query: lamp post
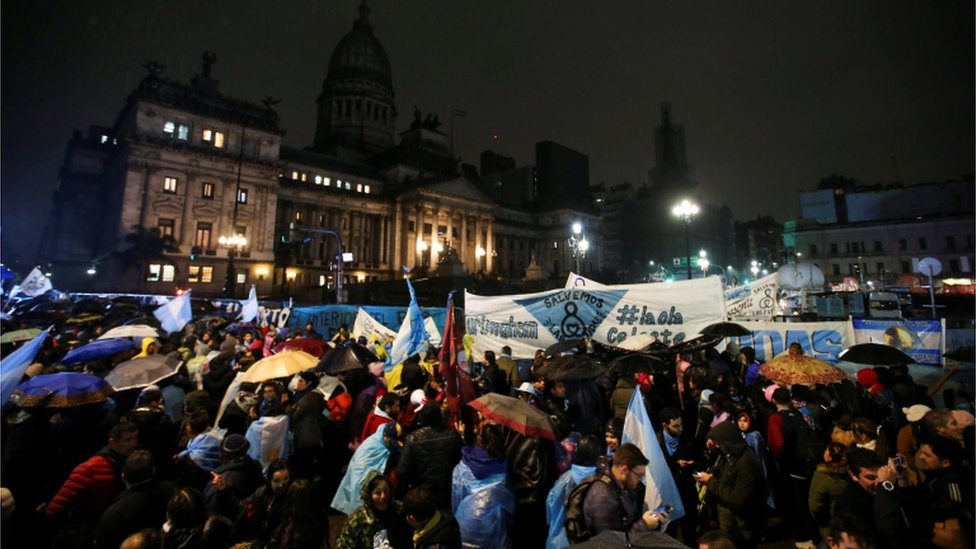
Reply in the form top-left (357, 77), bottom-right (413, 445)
top-left (219, 233), bottom-right (248, 297)
top-left (568, 222), bottom-right (589, 274)
top-left (672, 199), bottom-right (699, 280)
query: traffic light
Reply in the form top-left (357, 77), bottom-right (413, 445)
top-left (190, 245), bottom-right (202, 261)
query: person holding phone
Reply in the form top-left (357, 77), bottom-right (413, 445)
top-left (694, 423), bottom-right (765, 548)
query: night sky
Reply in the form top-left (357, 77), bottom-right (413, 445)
top-left (2, 1), bottom-right (973, 265)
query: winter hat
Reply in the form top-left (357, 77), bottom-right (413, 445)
top-left (410, 389), bottom-right (427, 412)
top-left (725, 341), bottom-right (741, 357)
top-left (763, 384), bottom-right (781, 404)
top-left (902, 404), bottom-right (932, 423)
top-left (222, 434), bottom-right (250, 456)
top-left (605, 417), bottom-right (624, 439)
top-left (515, 382), bottom-right (538, 396)
top-left (699, 389), bottom-right (715, 405)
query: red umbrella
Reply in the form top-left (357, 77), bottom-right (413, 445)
top-left (468, 393), bottom-right (558, 440)
top-left (273, 338), bottom-right (332, 358)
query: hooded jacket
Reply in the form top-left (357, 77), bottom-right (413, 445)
top-left (335, 471), bottom-right (412, 549)
top-left (451, 445), bottom-right (515, 549)
top-left (703, 422), bottom-right (765, 543)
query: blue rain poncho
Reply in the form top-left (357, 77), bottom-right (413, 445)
top-left (332, 427), bottom-right (392, 515)
top-left (451, 445), bottom-right (515, 549)
top-left (545, 463), bottom-right (597, 549)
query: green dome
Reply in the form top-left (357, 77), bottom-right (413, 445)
top-left (327, 3), bottom-right (392, 89)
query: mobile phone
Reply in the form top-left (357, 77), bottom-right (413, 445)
top-left (693, 471), bottom-right (705, 476)
top-left (653, 504), bottom-right (674, 515)
top-left (892, 455), bottom-right (905, 469)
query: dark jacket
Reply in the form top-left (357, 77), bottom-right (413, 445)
top-left (397, 426), bottom-right (463, 510)
top-left (202, 357), bottom-right (235, 403)
top-left (506, 432), bottom-right (557, 508)
top-left (289, 389), bottom-right (325, 449)
top-left (704, 422), bottom-right (765, 545)
top-left (581, 463), bottom-right (651, 539)
top-left (414, 511), bottom-right (462, 549)
top-left (93, 479), bottom-right (175, 549)
top-left (833, 481), bottom-right (877, 540)
top-left (203, 456), bottom-right (265, 518)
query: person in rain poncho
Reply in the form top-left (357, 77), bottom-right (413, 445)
top-left (332, 422), bottom-right (403, 515)
top-left (545, 434), bottom-right (604, 549)
top-left (335, 470), bottom-right (413, 549)
top-left (133, 337), bottom-right (159, 359)
top-left (451, 424), bottom-right (515, 549)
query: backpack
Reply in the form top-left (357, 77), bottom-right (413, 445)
top-left (564, 473), bottom-right (615, 544)
top-left (777, 409), bottom-right (825, 478)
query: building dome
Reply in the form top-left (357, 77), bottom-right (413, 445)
top-left (327, 3), bottom-right (392, 89)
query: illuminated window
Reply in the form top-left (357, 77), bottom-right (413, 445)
top-left (236, 272), bottom-right (246, 284)
top-left (364, 185), bottom-right (370, 194)
top-left (187, 266), bottom-right (214, 284)
top-left (202, 182), bottom-right (214, 199)
top-left (164, 121), bottom-right (175, 135)
top-left (188, 265), bottom-right (201, 283)
top-left (195, 222), bottom-right (212, 249)
top-left (148, 264), bottom-right (175, 282)
top-left (295, 211), bottom-right (303, 222)
top-left (345, 181), bottom-right (352, 190)
top-left (323, 177), bottom-right (331, 187)
top-left (356, 183), bottom-right (363, 193)
top-left (315, 175), bottom-right (322, 184)
top-left (202, 129), bottom-right (225, 148)
top-left (301, 173), bottom-right (307, 182)
top-left (158, 218), bottom-right (175, 238)
top-left (162, 265), bottom-right (175, 282)
top-left (237, 188), bottom-right (248, 204)
top-left (164, 121), bottom-right (189, 140)
top-left (163, 176), bottom-right (178, 194)
top-left (292, 171), bottom-right (299, 180)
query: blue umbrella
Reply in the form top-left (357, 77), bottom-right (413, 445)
top-left (10, 372), bottom-right (114, 408)
top-left (62, 338), bottom-right (136, 364)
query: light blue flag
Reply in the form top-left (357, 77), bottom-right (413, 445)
top-left (389, 277), bottom-right (429, 366)
top-left (240, 285), bottom-right (258, 323)
top-left (1, 328), bottom-right (50, 406)
top-left (154, 291), bottom-right (193, 333)
top-left (621, 389), bottom-right (685, 522)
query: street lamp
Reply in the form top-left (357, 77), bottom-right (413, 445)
top-left (219, 233), bottom-right (248, 297)
top-left (699, 257), bottom-right (710, 277)
top-left (568, 222), bottom-right (589, 274)
top-left (672, 199), bottom-right (699, 280)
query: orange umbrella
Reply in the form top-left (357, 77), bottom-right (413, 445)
top-left (759, 354), bottom-right (847, 385)
top-left (759, 354), bottom-right (847, 386)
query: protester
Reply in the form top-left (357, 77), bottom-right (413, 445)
top-left (403, 486), bottom-right (462, 549)
top-left (580, 443), bottom-right (665, 538)
top-left (396, 402), bottom-right (462, 510)
top-left (335, 471), bottom-right (412, 549)
top-left (451, 424), bottom-right (515, 549)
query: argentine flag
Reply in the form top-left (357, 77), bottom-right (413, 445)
top-left (1, 328), bottom-right (50, 406)
top-left (240, 285), bottom-right (259, 323)
top-left (389, 276), bottom-right (430, 366)
top-left (622, 389), bottom-right (685, 521)
top-left (154, 291), bottom-right (193, 334)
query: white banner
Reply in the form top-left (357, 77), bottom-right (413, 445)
top-left (725, 272), bottom-right (779, 321)
top-left (465, 277), bottom-right (726, 359)
top-left (721, 320), bottom-right (854, 363)
top-left (353, 307), bottom-right (397, 340)
top-left (564, 271), bottom-right (607, 289)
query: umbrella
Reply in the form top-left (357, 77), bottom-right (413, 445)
top-left (699, 321), bottom-right (752, 338)
top-left (123, 316), bottom-right (162, 329)
top-left (105, 354), bottom-right (182, 391)
top-left (668, 334), bottom-right (723, 355)
top-left (98, 324), bottom-right (159, 340)
top-left (241, 350), bottom-right (318, 383)
top-left (838, 343), bottom-right (913, 366)
top-left (544, 339), bottom-right (587, 358)
top-left (274, 338), bottom-right (332, 358)
top-left (608, 353), bottom-right (665, 376)
top-left (62, 337), bottom-right (136, 364)
top-left (944, 346), bottom-right (975, 363)
top-left (224, 321), bottom-right (257, 334)
top-left (569, 530), bottom-right (689, 548)
top-left (10, 372), bottom-right (114, 408)
top-left (315, 343), bottom-right (381, 375)
top-left (759, 354), bottom-right (847, 386)
top-left (0, 328), bottom-right (42, 344)
top-left (539, 355), bottom-right (606, 381)
top-left (468, 393), bottom-right (558, 440)
top-left (65, 313), bottom-right (104, 325)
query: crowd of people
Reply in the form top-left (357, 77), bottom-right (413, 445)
top-left (1, 313), bottom-right (973, 549)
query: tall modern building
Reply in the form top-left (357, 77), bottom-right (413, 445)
top-left (38, 3), bottom-right (599, 300)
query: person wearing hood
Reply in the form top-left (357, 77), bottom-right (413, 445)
top-left (133, 337), bottom-right (159, 359)
top-left (693, 421), bottom-right (765, 548)
top-left (203, 434), bottom-right (264, 519)
top-left (807, 441), bottom-right (849, 541)
top-left (545, 434), bottom-right (603, 549)
top-left (336, 470), bottom-right (412, 549)
top-left (333, 422), bottom-right (403, 516)
top-left (451, 424), bottom-right (515, 549)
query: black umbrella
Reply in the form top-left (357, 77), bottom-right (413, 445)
top-left (542, 355), bottom-right (606, 381)
top-left (315, 342), bottom-right (381, 375)
top-left (608, 353), bottom-right (665, 376)
top-left (544, 339), bottom-right (587, 358)
top-left (699, 321), bottom-right (752, 338)
top-left (944, 346), bottom-right (975, 363)
top-left (839, 343), bottom-right (913, 366)
top-left (668, 334), bottom-right (723, 355)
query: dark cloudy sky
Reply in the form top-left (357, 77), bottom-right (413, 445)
top-left (2, 1), bottom-right (973, 264)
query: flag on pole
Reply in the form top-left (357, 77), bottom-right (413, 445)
top-left (621, 389), bottom-right (686, 521)
top-left (154, 291), bottom-right (193, 334)
top-left (240, 285), bottom-right (259, 323)
top-left (424, 316), bottom-right (442, 348)
top-left (353, 307), bottom-right (396, 341)
top-left (1, 327), bottom-right (50, 406)
top-left (14, 267), bottom-right (53, 297)
top-left (389, 276), bottom-right (429, 366)
top-left (451, 107), bottom-right (467, 117)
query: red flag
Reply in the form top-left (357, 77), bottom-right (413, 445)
top-left (438, 292), bottom-right (459, 409)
